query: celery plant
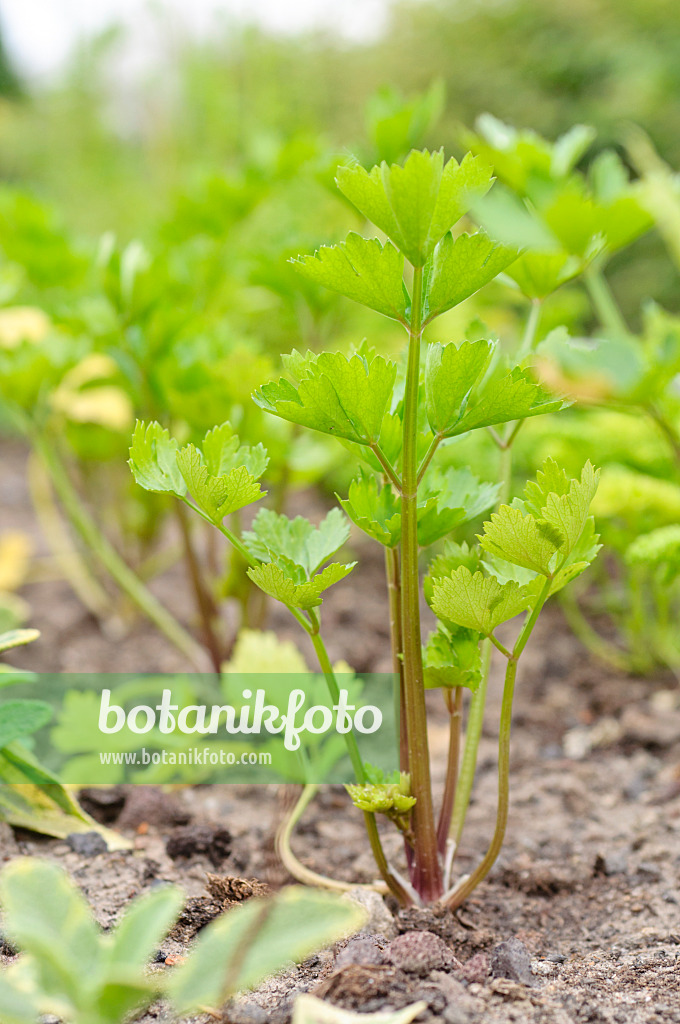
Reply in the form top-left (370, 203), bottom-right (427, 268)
top-left (130, 148), bottom-right (599, 905)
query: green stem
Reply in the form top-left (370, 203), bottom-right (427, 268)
top-left (385, 546), bottom-right (407, 772)
top-left (443, 578), bottom-right (551, 909)
top-left (417, 434), bottom-right (442, 485)
top-left (400, 264), bottom-right (442, 902)
top-left (306, 614), bottom-right (411, 905)
top-left (584, 266), bottom-right (630, 338)
top-left (517, 299), bottom-right (542, 360)
top-left (308, 618), bottom-right (366, 785)
top-left (447, 637), bottom-right (491, 853)
top-left (436, 686), bottom-right (462, 856)
top-left (175, 502), bottom-right (224, 672)
top-left (32, 431), bottom-right (206, 669)
top-left (370, 442), bottom-right (402, 491)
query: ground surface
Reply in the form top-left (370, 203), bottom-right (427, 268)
top-left (1, 440), bottom-right (680, 1024)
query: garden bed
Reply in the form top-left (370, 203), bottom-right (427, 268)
top-left (2, 440), bottom-right (680, 1024)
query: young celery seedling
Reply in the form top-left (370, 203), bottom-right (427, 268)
top-left (131, 148), bottom-right (600, 907)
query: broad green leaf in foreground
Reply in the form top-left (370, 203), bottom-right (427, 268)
top-left (336, 149), bottom-right (494, 267)
top-left (168, 887), bottom-right (366, 1012)
top-left (0, 857), bottom-right (103, 992)
top-left (254, 351), bottom-right (396, 445)
top-left (128, 421), bottom-right (185, 496)
top-left (247, 561), bottom-right (355, 610)
top-left (0, 699), bottom-right (52, 749)
top-left (0, 968), bottom-right (43, 1024)
top-left (431, 567), bottom-right (536, 635)
top-left (422, 231), bottom-right (518, 321)
top-left (243, 508), bottom-right (351, 575)
top-left (291, 234), bottom-right (408, 322)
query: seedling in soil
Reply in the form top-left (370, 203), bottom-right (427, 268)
top-left (130, 147), bottom-right (599, 907)
top-left (0, 857), bottom-right (364, 1024)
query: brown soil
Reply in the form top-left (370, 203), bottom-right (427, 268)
top-left (2, 440), bottom-right (680, 1024)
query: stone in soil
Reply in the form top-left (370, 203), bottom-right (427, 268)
top-left (489, 937), bottom-right (535, 987)
top-left (386, 930), bottom-right (460, 975)
top-left (66, 831), bottom-right (108, 857)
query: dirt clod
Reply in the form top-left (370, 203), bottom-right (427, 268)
top-left (206, 873), bottom-right (270, 902)
top-left (165, 824), bottom-right (232, 866)
top-left (77, 786), bottom-right (127, 824)
top-left (116, 786), bottom-right (191, 830)
top-left (387, 930), bottom-right (459, 975)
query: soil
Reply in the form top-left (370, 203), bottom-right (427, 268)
top-left (2, 439), bottom-right (680, 1024)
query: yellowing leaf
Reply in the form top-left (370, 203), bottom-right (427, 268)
top-left (0, 307), bottom-right (50, 349)
top-left (0, 533), bottom-right (32, 593)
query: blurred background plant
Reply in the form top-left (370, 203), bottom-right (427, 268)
top-left (0, 0), bottom-right (678, 675)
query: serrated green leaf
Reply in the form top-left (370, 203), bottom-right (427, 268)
top-left (291, 234), bottom-right (408, 322)
top-left (423, 231), bottom-right (518, 321)
top-left (479, 505), bottom-right (561, 576)
top-left (247, 561), bottom-right (355, 610)
top-left (254, 351), bottom-right (396, 445)
top-left (540, 461), bottom-right (600, 557)
top-left (177, 444), bottom-right (265, 523)
top-left (425, 339), bottom-right (494, 435)
top-left (243, 508), bottom-right (350, 575)
top-left (0, 700), bottom-right (52, 749)
top-left (423, 625), bottom-right (481, 690)
top-left (168, 888), bottom-right (365, 1011)
top-left (445, 367), bottom-right (564, 438)
top-left (338, 472), bottom-right (402, 548)
top-left (523, 457), bottom-right (570, 516)
top-left (431, 567), bottom-right (535, 635)
top-left (128, 420), bottom-right (186, 496)
top-left (336, 150), bottom-right (493, 267)
top-left (202, 422), bottom-right (269, 479)
top-left (424, 541), bottom-right (481, 606)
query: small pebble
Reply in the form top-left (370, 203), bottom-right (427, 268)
top-left (66, 832), bottom-right (108, 857)
top-left (490, 938), bottom-right (535, 987)
top-left (335, 935), bottom-right (385, 968)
